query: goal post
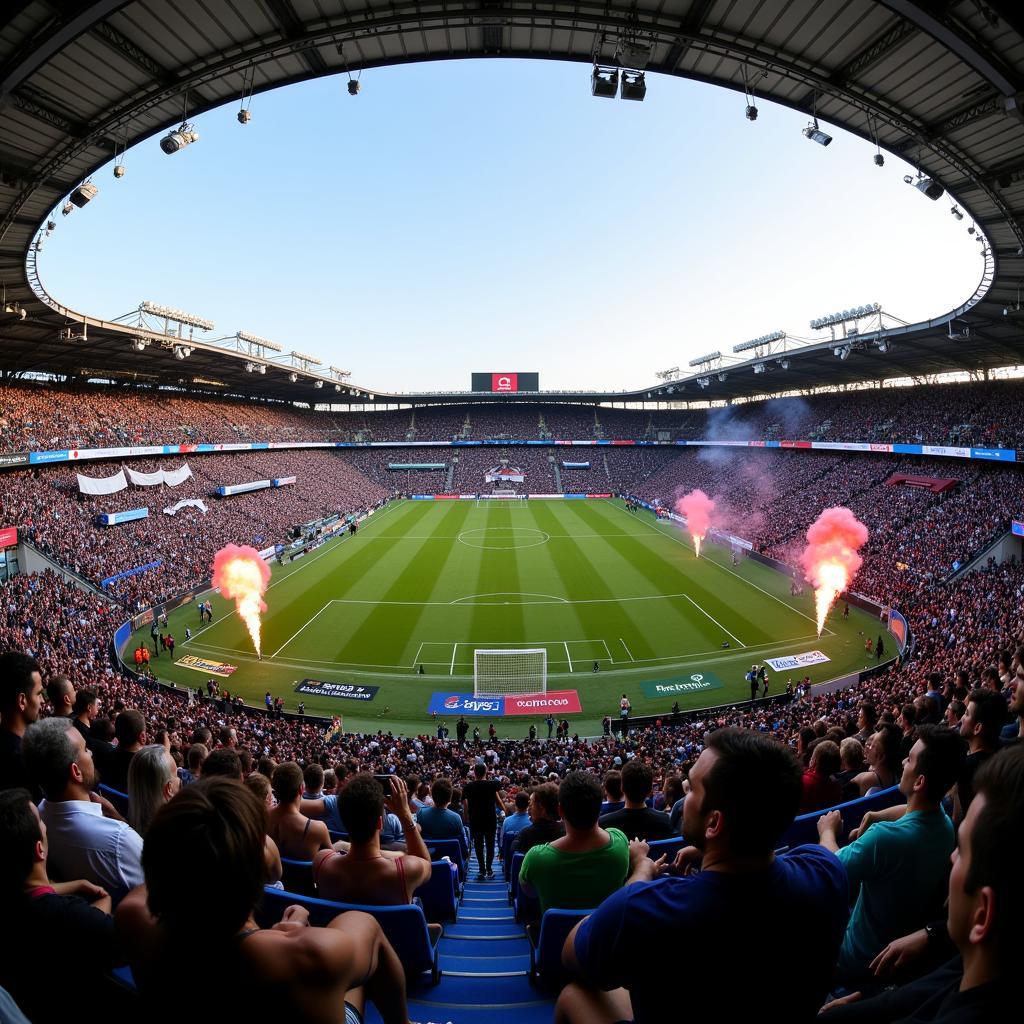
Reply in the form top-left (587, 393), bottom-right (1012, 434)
top-left (474, 648), bottom-right (548, 697)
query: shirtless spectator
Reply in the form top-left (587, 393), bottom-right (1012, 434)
top-left (269, 762), bottom-right (334, 860)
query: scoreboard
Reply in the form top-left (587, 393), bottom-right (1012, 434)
top-left (471, 372), bottom-right (540, 393)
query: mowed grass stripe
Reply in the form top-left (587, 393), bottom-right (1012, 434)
top-left (470, 504), bottom-right (529, 661)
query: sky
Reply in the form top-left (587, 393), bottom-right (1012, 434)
top-left (41, 59), bottom-right (983, 394)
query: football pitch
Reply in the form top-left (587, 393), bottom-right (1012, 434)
top-left (133, 498), bottom-right (882, 735)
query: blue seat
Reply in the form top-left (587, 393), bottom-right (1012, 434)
top-left (98, 783), bottom-right (130, 817)
top-left (646, 836), bottom-right (686, 862)
top-left (514, 885), bottom-right (541, 925)
top-left (413, 861), bottom-right (459, 924)
top-left (529, 908), bottom-right (593, 990)
top-left (422, 838), bottom-right (466, 885)
top-left (279, 857), bottom-right (315, 896)
top-left (258, 886), bottom-right (440, 984)
top-left (500, 829), bottom-right (522, 878)
top-left (328, 829), bottom-right (349, 844)
top-left (507, 851), bottom-right (525, 905)
top-left (777, 785), bottom-right (903, 850)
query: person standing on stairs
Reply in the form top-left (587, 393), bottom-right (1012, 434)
top-left (463, 762), bottom-right (505, 879)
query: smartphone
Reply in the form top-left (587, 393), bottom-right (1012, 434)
top-left (373, 774), bottom-right (393, 787)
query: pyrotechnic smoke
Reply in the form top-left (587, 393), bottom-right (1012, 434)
top-left (212, 544), bottom-right (272, 657)
top-left (675, 489), bottom-right (717, 558)
top-left (800, 507), bottom-right (869, 636)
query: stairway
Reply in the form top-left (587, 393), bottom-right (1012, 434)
top-left (366, 848), bottom-right (555, 1024)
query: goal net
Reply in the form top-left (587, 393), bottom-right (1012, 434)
top-left (474, 648), bottom-right (547, 697)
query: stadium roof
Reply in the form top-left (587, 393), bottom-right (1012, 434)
top-left (1, 0), bottom-right (1023, 406)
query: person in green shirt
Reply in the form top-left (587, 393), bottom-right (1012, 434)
top-left (519, 771), bottom-right (629, 918)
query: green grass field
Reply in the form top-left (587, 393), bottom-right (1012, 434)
top-left (126, 498), bottom-right (882, 735)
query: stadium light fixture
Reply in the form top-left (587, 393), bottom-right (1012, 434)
top-left (237, 331), bottom-right (283, 353)
top-left (803, 118), bottom-right (832, 147)
top-left (950, 206), bottom-right (964, 221)
top-left (620, 71), bottom-right (646, 101)
top-left (778, 358), bottom-right (790, 369)
top-left (335, 383), bottom-right (342, 392)
top-left (810, 304), bottom-right (880, 331)
top-left (733, 330), bottom-right (785, 354)
top-left (237, 108), bottom-right (251, 124)
top-left (160, 122), bottom-right (200, 155)
top-left (591, 65), bottom-right (619, 98)
top-left (347, 79), bottom-right (361, 96)
top-left (688, 350), bottom-right (722, 368)
top-left (903, 173), bottom-right (943, 201)
top-left (141, 302), bottom-right (214, 332)
top-left (696, 377), bottom-right (710, 389)
top-left (314, 380), bottom-right (323, 388)
top-left (69, 181), bottom-right (98, 208)
top-left (61, 201), bottom-right (75, 217)
top-left (752, 362), bottom-right (767, 374)
top-left (718, 372), bottom-right (728, 382)
top-left (173, 345), bottom-right (192, 360)
top-left (3, 302), bottom-right (28, 321)
top-left (131, 337), bottom-right (149, 352)
top-left (877, 337), bottom-right (892, 354)
top-left (833, 345), bottom-right (851, 360)
top-left (288, 372), bottom-right (298, 383)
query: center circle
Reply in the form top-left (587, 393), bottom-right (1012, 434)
top-left (457, 527), bottom-right (550, 550)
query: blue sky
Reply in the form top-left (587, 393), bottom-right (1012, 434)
top-left (42, 59), bottom-right (981, 393)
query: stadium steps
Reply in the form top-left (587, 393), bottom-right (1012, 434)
top-left (365, 849), bottom-right (556, 1024)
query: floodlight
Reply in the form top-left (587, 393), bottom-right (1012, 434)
top-left (61, 201), bottom-right (75, 217)
top-left (69, 182), bottom-right (98, 207)
top-left (347, 80), bottom-right (360, 96)
top-left (591, 66), bottom-right (619, 98)
top-left (335, 383), bottom-right (342, 392)
top-left (833, 345), bottom-right (851, 360)
top-left (314, 380), bottom-right (323, 388)
top-left (745, 104), bottom-right (758, 121)
top-left (877, 338), bottom-right (891, 354)
top-left (114, 164), bottom-right (126, 178)
top-left (950, 206), bottom-right (963, 220)
top-left (131, 337), bottom-right (149, 352)
top-left (753, 363), bottom-right (766, 374)
top-left (803, 119), bottom-right (832, 146)
top-left (173, 345), bottom-right (192, 360)
top-left (914, 176), bottom-right (944, 201)
top-left (718, 372), bottom-right (728, 382)
top-left (873, 153), bottom-right (884, 167)
top-left (288, 372), bottom-right (298, 383)
top-left (160, 123), bottom-right (200, 155)
top-left (237, 109), bottom-right (251, 124)
top-left (3, 302), bottom-right (28, 321)
top-left (696, 377), bottom-right (710, 389)
top-left (779, 358), bottom-right (790, 369)
top-left (620, 71), bottom-right (646, 102)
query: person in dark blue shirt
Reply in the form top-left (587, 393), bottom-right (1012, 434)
top-left (559, 728), bottom-right (849, 1024)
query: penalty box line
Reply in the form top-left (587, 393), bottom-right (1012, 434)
top-left (444, 639), bottom-right (615, 675)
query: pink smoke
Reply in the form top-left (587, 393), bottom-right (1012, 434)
top-left (212, 544), bottom-right (272, 656)
top-left (799, 507), bottom-right (869, 635)
top-left (674, 489), bottom-right (717, 557)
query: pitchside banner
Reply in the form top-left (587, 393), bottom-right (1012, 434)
top-left (427, 690), bottom-right (581, 716)
top-left (294, 679), bottom-right (379, 701)
top-left (640, 672), bottom-right (724, 698)
top-left (764, 651), bottom-right (831, 672)
top-left (177, 654), bottom-right (237, 677)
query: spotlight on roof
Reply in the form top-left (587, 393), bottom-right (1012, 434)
top-left (779, 358), bottom-right (790, 369)
top-left (61, 201), bottom-right (75, 217)
top-left (173, 345), bottom-right (192, 360)
top-left (237, 109), bottom-right (251, 124)
top-left (347, 80), bottom-right (361, 96)
top-left (745, 104), bottom-right (758, 121)
top-left (802, 119), bottom-right (832, 146)
top-left (288, 372), bottom-right (298, 383)
top-left (591, 65), bottom-right (619, 98)
top-left (131, 337), bottom-right (149, 352)
top-left (950, 206), bottom-right (964, 221)
top-left (877, 338), bottom-right (891, 354)
top-left (3, 302), bottom-right (28, 321)
top-left (833, 345), bottom-right (851, 360)
top-left (752, 362), bottom-right (766, 374)
top-left (113, 164), bottom-right (126, 179)
top-left (904, 173), bottom-right (943, 200)
top-left (314, 379), bottom-right (323, 388)
top-left (718, 372), bottom-right (728, 382)
top-left (335, 383), bottom-right (342, 392)
top-left (873, 153), bottom-right (884, 167)
top-left (620, 71), bottom-right (646, 102)
top-left (69, 182), bottom-right (98, 207)
top-left (160, 123), bottom-right (200, 155)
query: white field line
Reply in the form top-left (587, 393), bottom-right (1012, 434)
top-left (564, 641), bottom-right (573, 672)
top-left (412, 641), bottom-right (425, 668)
top-left (682, 594), bottom-right (746, 649)
top-left (450, 643), bottom-right (459, 676)
top-left (602, 499), bottom-right (835, 636)
top-left (270, 603), bottom-right (334, 658)
top-left (620, 638), bottom-right (635, 662)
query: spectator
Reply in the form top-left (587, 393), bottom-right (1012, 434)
top-left (463, 762), bottom-right (506, 879)
top-left (21, 717), bottom-right (144, 904)
top-left (127, 744), bottom-right (180, 837)
top-left (46, 675), bottom-right (75, 718)
top-left (851, 724), bottom-right (902, 796)
top-left (0, 652), bottom-right (45, 800)
top-left (303, 763), bottom-right (325, 799)
top-left (519, 772), bottom-right (629, 917)
top-left (599, 771), bottom-right (624, 815)
top-left (514, 783), bottom-right (565, 854)
top-left (818, 725), bottom-right (967, 986)
top-left (0, 788), bottom-right (122, 1021)
top-left (268, 762), bottom-right (333, 861)
top-left (501, 790), bottom-right (531, 842)
top-left (116, 777), bottom-right (410, 1023)
top-left (834, 737), bottom-right (866, 800)
top-left (416, 777), bottom-right (468, 855)
top-left (954, 689), bottom-right (1005, 823)
top-left (104, 709), bottom-right (148, 794)
top-left (799, 740), bottom-right (843, 813)
top-left (558, 729), bottom-right (849, 1023)
top-left (598, 760), bottom-right (674, 841)
top-left (178, 742), bottom-right (207, 786)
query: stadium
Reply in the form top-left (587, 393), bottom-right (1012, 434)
top-left (0, 2), bottom-right (1022, 1022)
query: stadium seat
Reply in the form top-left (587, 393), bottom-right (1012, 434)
top-left (328, 829), bottom-right (349, 844)
top-left (98, 783), bottom-right (130, 817)
top-left (413, 861), bottom-right (460, 924)
top-left (279, 857), bottom-right (316, 896)
top-left (258, 886), bottom-right (441, 985)
top-left (424, 838), bottom-right (467, 885)
top-left (500, 830), bottom-right (522, 878)
top-left (528, 908), bottom-right (594, 990)
top-left (776, 785), bottom-right (903, 850)
top-left (507, 851), bottom-right (525, 905)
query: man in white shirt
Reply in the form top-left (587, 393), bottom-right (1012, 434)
top-left (21, 717), bottom-right (144, 905)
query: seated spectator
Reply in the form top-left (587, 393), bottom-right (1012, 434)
top-left (599, 771), bottom-right (624, 815)
top-left (954, 688), bottom-right (1005, 823)
top-left (128, 744), bottom-right (181, 837)
top-left (0, 789), bottom-right (123, 1021)
top-left (819, 746), bottom-right (1022, 1020)
top-left (818, 725), bottom-right (966, 986)
top-left (416, 777), bottom-right (468, 854)
top-left (519, 772), bottom-right (629, 918)
top-left (500, 790), bottom-right (531, 841)
top-left (268, 762), bottom-right (333, 861)
top-left (303, 763), bottom-right (325, 799)
top-left (104, 709), bottom-right (148, 794)
top-left (598, 760), bottom-right (674, 840)
top-left (72, 689), bottom-right (115, 764)
top-left (312, 775), bottom-right (439, 937)
top-left (799, 740), bottom-right (842, 813)
top-left (245, 772), bottom-right (274, 809)
top-left (302, 780), bottom-right (405, 847)
top-left (116, 777), bottom-right (410, 1024)
top-left (558, 729), bottom-right (849, 1024)
top-left (202, 748), bottom-right (243, 779)
top-left (0, 652), bottom-right (44, 802)
top-left (834, 737), bottom-right (866, 800)
top-left (514, 782), bottom-right (565, 854)
top-left (177, 742), bottom-right (207, 786)
top-left (21, 717), bottom-right (144, 904)
top-left (46, 676), bottom-right (75, 719)
top-left (1003, 665), bottom-right (1023, 744)
top-left (851, 723), bottom-right (902, 796)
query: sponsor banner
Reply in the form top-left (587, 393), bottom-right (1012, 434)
top-left (216, 480), bottom-right (271, 496)
top-left (892, 443), bottom-right (924, 455)
top-left (258, 546), bottom-right (277, 559)
top-left (764, 650), bottom-right (831, 672)
top-left (97, 507), bottom-right (149, 526)
top-left (528, 493), bottom-right (563, 499)
top-left (177, 654), bottom-right (237, 678)
top-left (294, 679), bottom-right (380, 701)
top-left (749, 440), bottom-right (768, 448)
top-left (563, 461), bottom-right (591, 469)
top-left (388, 463), bottom-right (446, 470)
top-left (435, 494), bottom-right (459, 500)
top-left (888, 609), bottom-right (909, 652)
top-left (492, 373), bottom-right (518, 392)
top-left (504, 690), bottom-right (582, 715)
top-left (272, 476), bottom-right (296, 487)
top-left (0, 452), bottom-right (29, 466)
top-left (411, 495), bottom-right (435, 500)
top-left (780, 440), bottom-right (813, 449)
top-left (641, 672), bottom-right (724, 698)
top-left (970, 447), bottom-right (1016, 462)
top-left (922, 444), bottom-right (970, 459)
top-left (1012, 520), bottom-right (1024, 537)
top-left (29, 450), bottom-right (70, 464)
top-left (869, 443), bottom-right (893, 453)
top-left (428, 693), bottom-right (503, 716)
top-left (564, 494), bottom-right (587, 499)
top-left (0, 526), bottom-right (18, 547)
top-left (587, 493), bottom-right (613, 499)
top-left (459, 494), bottom-right (478, 499)
top-left (812, 441), bottom-right (871, 452)
top-left (101, 559), bottom-right (162, 588)
top-left (252, 442), bottom-right (269, 450)
top-left (131, 608), bottom-right (155, 631)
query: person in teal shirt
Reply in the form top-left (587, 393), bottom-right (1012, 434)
top-left (818, 724), bottom-right (966, 985)
top-left (519, 772), bottom-right (629, 916)
top-left (416, 777), bottom-right (468, 856)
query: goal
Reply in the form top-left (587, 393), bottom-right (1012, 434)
top-left (474, 648), bottom-right (548, 697)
